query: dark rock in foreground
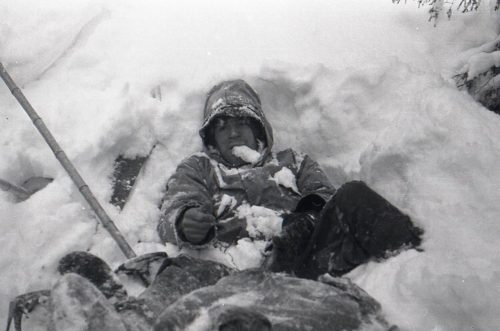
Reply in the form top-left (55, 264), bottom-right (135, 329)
top-left (139, 254), bottom-right (234, 316)
top-left (16, 254), bottom-right (396, 331)
top-left (154, 269), bottom-right (395, 331)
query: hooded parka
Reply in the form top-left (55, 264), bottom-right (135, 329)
top-left (158, 80), bottom-right (335, 247)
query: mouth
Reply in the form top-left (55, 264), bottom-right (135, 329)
top-left (228, 142), bottom-right (245, 148)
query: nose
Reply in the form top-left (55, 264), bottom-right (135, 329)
top-left (228, 125), bottom-right (239, 137)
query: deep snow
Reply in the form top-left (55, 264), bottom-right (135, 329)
top-left (1, 0), bottom-right (500, 330)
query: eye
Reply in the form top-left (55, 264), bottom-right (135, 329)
top-left (213, 119), bottom-right (227, 131)
top-left (235, 119), bottom-right (249, 128)
top-left (215, 124), bottom-right (228, 133)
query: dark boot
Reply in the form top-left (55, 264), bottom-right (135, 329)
top-left (263, 212), bottom-right (315, 274)
top-left (58, 251), bottom-right (127, 302)
top-left (301, 181), bottom-right (424, 278)
top-left (58, 251), bottom-right (156, 330)
top-left (337, 181), bottom-right (422, 253)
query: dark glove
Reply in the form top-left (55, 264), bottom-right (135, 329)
top-left (180, 208), bottom-right (215, 244)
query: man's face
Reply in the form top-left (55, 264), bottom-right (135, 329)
top-left (213, 117), bottom-right (258, 167)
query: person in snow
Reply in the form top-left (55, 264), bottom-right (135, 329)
top-left (9, 80), bottom-right (422, 330)
top-left (158, 79), bottom-right (423, 278)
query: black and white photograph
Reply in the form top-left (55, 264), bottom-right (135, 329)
top-left (1, 0), bottom-right (500, 330)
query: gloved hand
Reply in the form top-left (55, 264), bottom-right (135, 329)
top-left (181, 208), bottom-right (215, 244)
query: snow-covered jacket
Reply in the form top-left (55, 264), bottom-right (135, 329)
top-left (158, 80), bottom-right (335, 246)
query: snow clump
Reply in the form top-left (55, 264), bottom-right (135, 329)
top-left (237, 204), bottom-right (283, 240)
top-left (232, 146), bottom-right (261, 164)
top-left (271, 168), bottom-right (300, 194)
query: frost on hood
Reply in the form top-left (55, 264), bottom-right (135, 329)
top-left (200, 104), bottom-right (263, 137)
top-left (237, 204), bottom-right (283, 240)
top-left (271, 167), bottom-right (300, 194)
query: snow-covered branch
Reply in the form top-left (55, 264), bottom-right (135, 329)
top-left (393, 0), bottom-right (500, 113)
top-left (393, 0), bottom-right (500, 22)
top-left (454, 36), bottom-right (500, 114)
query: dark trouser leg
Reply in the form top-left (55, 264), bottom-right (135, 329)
top-left (298, 181), bottom-right (423, 279)
top-left (263, 213), bottom-right (316, 274)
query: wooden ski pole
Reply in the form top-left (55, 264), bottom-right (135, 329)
top-left (0, 62), bottom-right (137, 259)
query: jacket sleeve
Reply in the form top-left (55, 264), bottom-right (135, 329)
top-left (294, 152), bottom-right (336, 213)
top-left (157, 155), bottom-right (215, 246)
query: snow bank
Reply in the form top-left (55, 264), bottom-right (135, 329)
top-left (1, 0), bottom-right (500, 330)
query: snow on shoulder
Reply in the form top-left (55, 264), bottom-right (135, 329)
top-left (271, 167), bottom-right (300, 194)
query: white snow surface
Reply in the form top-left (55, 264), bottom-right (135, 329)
top-left (1, 0), bottom-right (500, 330)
